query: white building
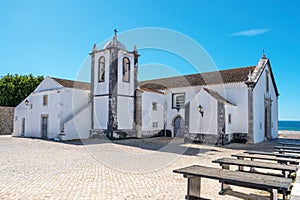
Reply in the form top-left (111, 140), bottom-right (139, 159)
top-left (13, 34), bottom-right (279, 144)
top-left (13, 77), bottom-right (91, 141)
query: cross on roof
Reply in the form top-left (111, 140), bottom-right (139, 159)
top-left (114, 28), bottom-right (118, 36)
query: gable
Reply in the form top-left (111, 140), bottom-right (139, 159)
top-left (34, 77), bottom-right (63, 93)
top-left (251, 58), bottom-right (279, 96)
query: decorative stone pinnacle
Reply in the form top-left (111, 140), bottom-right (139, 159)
top-left (92, 44), bottom-right (97, 52)
top-left (262, 49), bottom-right (267, 59)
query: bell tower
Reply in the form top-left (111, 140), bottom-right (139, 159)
top-left (90, 30), bottom-right (139, 138)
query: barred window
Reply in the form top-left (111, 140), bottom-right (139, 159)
top-left (172, 93), bottom-right (185, 109)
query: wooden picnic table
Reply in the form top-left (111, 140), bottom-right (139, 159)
top-left (275, 145), bottom-right (300, 150)
top-left (244, 150), bottom-right (300, 159)
top-left (173, 165), bottom-right (292, 200)
top-left (212, 157), bottom-right (297, 178)
top-left (232, 153), bottom-right (299, 165)
top-left (279, 142), bottom-right (300, 147)
top-left (275, 149), bottom-right (300, 154)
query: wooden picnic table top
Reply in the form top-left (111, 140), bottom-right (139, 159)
top-left (173, 165), bottom-right (292, 191)
top-left (275, 149), bottom-right (300, 154)
top-left (279, 142), bottom-right (300, 146)
top-left (212, 157), bottom-right (297, 172)
top-left (232, 153), bottom-right (299, 164)
top-left (275, 145), bottom-right (300, 150)
top-left (244, 150), bottom-right (300, 159)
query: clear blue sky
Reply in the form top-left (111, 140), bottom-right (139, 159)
top-left (0, 0), bottom-right (299, 120)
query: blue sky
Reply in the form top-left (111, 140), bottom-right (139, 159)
top-left (0, 0), bottom-right (299, 120)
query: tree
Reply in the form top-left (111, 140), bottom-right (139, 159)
top-left (0, 74), bottom-right (44, 107)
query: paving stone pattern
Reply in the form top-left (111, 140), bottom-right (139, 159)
top-left (0, 136), bottom-right (276, 200)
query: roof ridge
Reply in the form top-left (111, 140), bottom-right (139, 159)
top-left (139, 65), bottom-right (256, 83)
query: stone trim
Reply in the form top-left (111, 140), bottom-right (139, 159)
top-left (108, 48), bottom-right (119, 132)
top-left (90, 52), bottom-right (95, 131)
top-left (247, 84), bottom-right (254, 144)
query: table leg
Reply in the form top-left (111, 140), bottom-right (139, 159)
top-left (187, 176), bottom-right (201, 199)
top-left (270, 189), bottom-right (278, 200)
top-left (282, 170), bottom-right (288, 178)
top-left (221, 164), bottom-right (229, 170)
top-left (219, 181), bottom-right (232, 195)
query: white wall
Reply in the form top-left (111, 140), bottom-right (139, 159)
top-left (63, 104), bottom-right (91, 140)
top-left (210, 84), bottom-right (248, 133)
top-left (161, 84), bottom-right (248, 136)
top-left (141, 91), bottom-right (164, 137)
top-left (253, 63), bottom-right (278, 143)
top-left (93, 97), bottom-right (109, 130)
top-left (13, 89), bottom-right (61, 139)
top-left (60, 88), bottom-right (90, 127)
top-left (192, 90), bottom-right (218, 134)
top-left (117, 96), bottom-right (134, 130)
top-left (225, 105), bottom-right (235, 137)
top-left (13, 78), bottom-right (91, 140)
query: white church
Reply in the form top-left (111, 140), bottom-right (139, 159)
top-left (13, 33), bottom-right (279, 144)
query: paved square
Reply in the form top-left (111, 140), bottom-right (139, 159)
top-left (0, 136), bottom-right (276, 199)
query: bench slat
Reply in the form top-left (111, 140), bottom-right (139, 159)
top-left (279, 142), bottom-right (300, 147)
top-left (244, 150), bottom-right (300, 159)
top-left (212, 157), bottom-right (297, 172)
top-left (275, 146), bottom-right (300, 150)
top-left (232, 154), bottom-right (299, 164)
top-left (275, 149), bottom-right (300, 154)
top-left (173, 165), bottom-right (292, 190)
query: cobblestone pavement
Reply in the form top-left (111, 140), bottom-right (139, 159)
top-left (0, 135), bottom-right (280, 200)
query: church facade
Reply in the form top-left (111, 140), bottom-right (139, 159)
top-left (13, 34), bottom-right (279, 144)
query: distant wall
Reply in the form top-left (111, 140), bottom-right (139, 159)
top-left (0, 106), bottom-right (14, 134)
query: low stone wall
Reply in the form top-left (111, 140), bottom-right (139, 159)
top-left (0, 106), bottom-right (14, 135)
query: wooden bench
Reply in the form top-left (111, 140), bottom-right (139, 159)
top-left (275, 149), bottom-right (300, 154)
top-left (279, 142), bottom-right (300, 147)
top-left (244, 150), bottom-right (300, 159)
top-left (212, 157), bottom-right (297, 178)
top-left (173, 165), bottom-right (292, 200)
top-left (232, 153), bottom-right (299, 165)
top-left (275, 145), bottom-right (300, 151)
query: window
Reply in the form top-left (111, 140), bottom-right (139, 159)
top-left (123, 57), bottom-right (130, 82)
top-left (152, 122), bottom-right (158, 128)
top-left (228, 114), bottom-right (232, 124)
top-left (152, 102), bottom-right (157, 111)
top-left (172, 93), bottom-right (185, 109)
top-left (43, 95), bottom-right (48, 106)
top-left (98, 56), bottom-right (105, 82)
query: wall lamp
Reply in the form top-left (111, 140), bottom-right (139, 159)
top-left (25, 99), bottom-right (32, 109)
top-left (197, 105), bottom-right (204, 117)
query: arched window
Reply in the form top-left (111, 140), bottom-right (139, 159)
top-left (98, 56), bottom-right (105, 82)
top-left (123, 57), bottom-right (130, 82)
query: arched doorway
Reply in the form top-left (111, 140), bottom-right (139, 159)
top-left (173, 116), bottom-right (184, 137)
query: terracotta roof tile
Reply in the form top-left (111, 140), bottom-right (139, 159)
top-left (138, 66), bottom-right (256, 92)
top-left (52, 77), bottom-right (90, 90)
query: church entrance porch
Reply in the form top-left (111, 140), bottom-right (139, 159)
top-left (173, 116), bottom-right (184, 137)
